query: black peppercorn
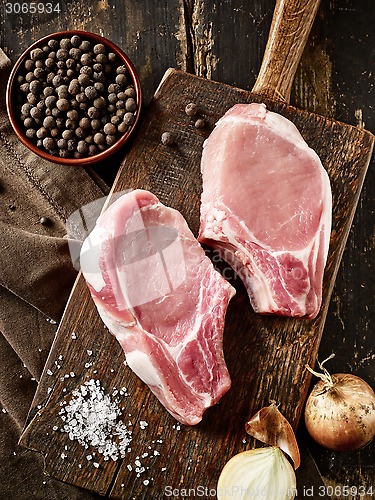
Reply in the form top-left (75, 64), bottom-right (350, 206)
top-left (103, 122), bottom-right (116, 135)
top-left (115, 74), bottom-right (127, 86)
top-left (123, 112), bottom-right (135, 126)
top-left (52, 107), bottom-right (62, 118)
top-left (125, 98), bottom-right (137, 112)
top-left (79, 40), bottom-right (91, 52)
top-left (80, 65), bottom-right (93, 76)
top-left (23, 117), bottom-right (34, 128)
top-left (70, 35), bottom-right (81, 47)
top-left (93, 43), bottom-right (106, 55)
top-left (80, 53), bottom-right (92, 66)
top-left (30, 107), bottom-right (42, 119)
top-left (67, 138), bottom-right (77, 151)
top-left (93, 132), bottom-right (105, 145)
top-left (91, 119), bottom-right (101, 130)
top-left (56, 49), bottom-right (68, 61)
top-left (195, 118), bottom-right (205, 128)
top-left (39, 216), bottom-right (51, 225)
top-left (57, 138), bottom-right (67, 149)
top-left (45, 95), bottom-right (57, 109)
top-left (20, 83), bottom-right (30, 93)
top-left (26, 128), bottom-right (36, 139)
top-left (56, 98), bottom-right (69, 111)
top-left (116, 65), bottom-right (127, 75)
top-left (33, 67), bottom-right (45, 79)
top-left (60, 38), bottom-right (72, 50)
top-left (68, 79), bottom-right (80, 95)
top-left (93, 96), bottom-right (106, 109)
top-left (43, 137), bottom-right (55, 150)
top-left (79, 117), bottom-right (91, 129)
top-left (30, 48), bottom-right (44, 61)
top-left (108, 93), bottom-right (117, 104)
top-left (25, 72), bottom-right (36, 83)
top-left (27, 93), bottom-right (38, 105)
top-left (185, 102), bottom-right (198, 117)
top-left (77, 140), bottom-right (89, 154)
top-left (96, 53), bottom-right (108, 65)
top-left (43, 86), bottom-right (54, 97)
top-left (24, 59), bottom-right (35, 71)
top-left (36, 127), bottom-right (48, 139)
top-left (57, 85), bottom-right (69, 98)
top-left (78, 73), bottom-right (91, 87)
top-left (161, 132), bottom-right (174, 146)
top-left (62, 129), bottom-right (74, 140)
top-left (48, 39), bottom-right (59, 50)
top-left (43, 116), bottom-right (56, 129)
top-left (117, 122), bottom-right (128, 133)
top-left (85, 86), bottom-right (97, 100)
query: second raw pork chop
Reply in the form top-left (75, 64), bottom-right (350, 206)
top-left (80, 190), bottom-right (235, 425)
top-left (199, 103), bottom-right (332, 319)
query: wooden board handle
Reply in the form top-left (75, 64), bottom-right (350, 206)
top-left (252, 0), bottom-right (321, 103)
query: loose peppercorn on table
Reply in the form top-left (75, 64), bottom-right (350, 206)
top-left (1, 1), bottom-right (374, 499)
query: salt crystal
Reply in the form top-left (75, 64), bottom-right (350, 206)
top-left (93, 462), bottom-right (100, 468)
top-left (2, 408), bottom-right (6, 414)
top-left (47, 369), bottom-right (53, 376)
top-left (139, 421), bottom-right (148, 430)
top-left (61, 453), bottom-right (67, 459)
top-left (87, 350), bottom-right (93, 356)
top-left (127, 464), bottom-right (132, 471)
top-left (59, 379), bottom-right (132, 462)
top-left (71, 332), bottom-right (77, 339)
top-left (143, 479), bottom-right (149, 486)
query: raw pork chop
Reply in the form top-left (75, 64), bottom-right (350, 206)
top-left (80, 189), bottom-right (235, 425)
top-left (199, 103), bottom-right (332, 319)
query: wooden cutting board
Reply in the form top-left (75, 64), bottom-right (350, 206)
top-left (20, 0), bottom-right (374, 498)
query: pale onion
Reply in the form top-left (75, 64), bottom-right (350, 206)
top-left (217, 447), bottom-right (296, 500)
top-left (245, 402), bottom-right (300, 469)
top-left (305, 354), bottom-right (375, 452)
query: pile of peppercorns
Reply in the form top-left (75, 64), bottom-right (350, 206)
top-left (15, 34), bottom-right (138, 160)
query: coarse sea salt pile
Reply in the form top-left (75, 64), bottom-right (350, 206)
top-left (59, 379), bottom-right (132, 461)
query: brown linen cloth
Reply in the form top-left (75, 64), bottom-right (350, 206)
top-left (0, 48), bottom-right (106, 499)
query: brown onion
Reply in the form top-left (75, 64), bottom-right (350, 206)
top-left (304, 355), bottom-right (375, 452)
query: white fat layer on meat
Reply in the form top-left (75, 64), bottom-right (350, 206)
top-left (80, 226), bottom-right (107, 292)
top-left (125, 350), bottom-right (162, 387)
top-left (96, 303), bottom-right (136, 336)
top-left (202, 207), bottom-right (317, 313)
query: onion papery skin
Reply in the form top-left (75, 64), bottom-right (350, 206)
top-left (304, 373), bottom-right (375, 452)
top-left (217, 447), bottom-right (296, 500)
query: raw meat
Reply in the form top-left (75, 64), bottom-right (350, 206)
top-left (80, 189), bottom-right (235, 425)
top-left (199, 103), bottom-right (332, 319)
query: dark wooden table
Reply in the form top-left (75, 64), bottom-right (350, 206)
top-left (1, 1), bottom-right (374, 499)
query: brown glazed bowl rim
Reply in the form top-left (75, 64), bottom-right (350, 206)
top-left (6, 30), bottom-right (142, 166)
